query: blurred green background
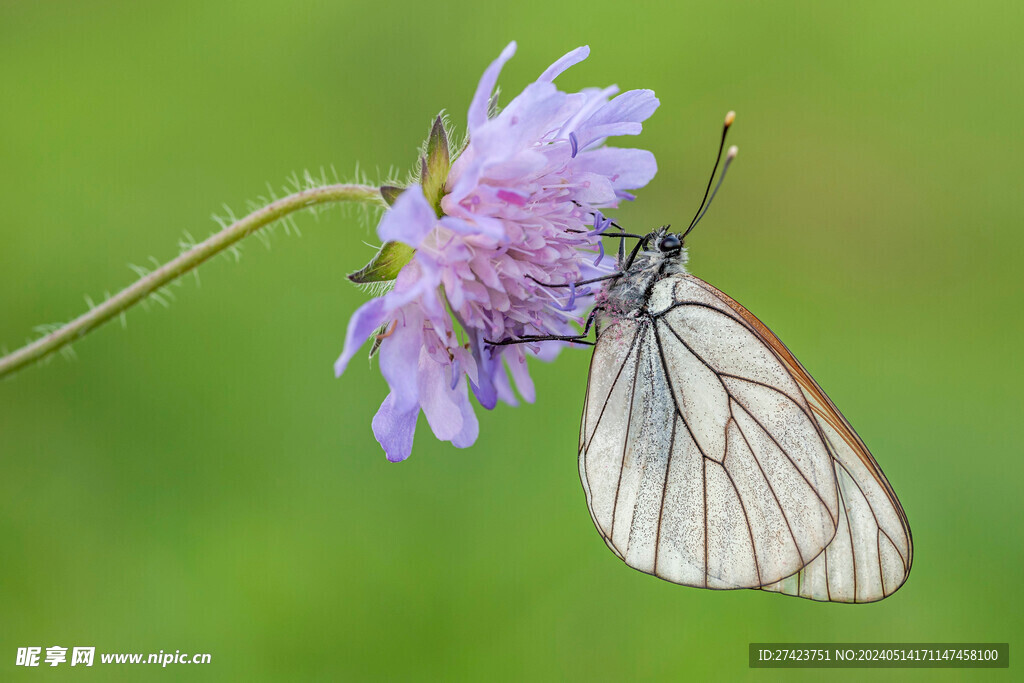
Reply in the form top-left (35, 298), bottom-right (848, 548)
top-left (1, 1), bottom-right (1021, 680)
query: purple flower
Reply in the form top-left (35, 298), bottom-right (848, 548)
top-left (336, 41), bottom-right (659, 462)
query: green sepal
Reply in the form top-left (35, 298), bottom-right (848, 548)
top-left (379, 185), bottom-right (402, 206)
top-left (421, 115), bottom-right (450, 216)
top-left (347, 241), bottom-right (414, 284)
top-left (368, 320), bottom-right (391, 359)
top-left (426, 116), bottom-right (449, 177)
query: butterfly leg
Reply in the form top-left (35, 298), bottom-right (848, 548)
top-left (484, 307), bottom-right (602, 347)
top-left (620, 233), bottom-right (653, 271)
top-left (527, 272), bottom-right (622, 289)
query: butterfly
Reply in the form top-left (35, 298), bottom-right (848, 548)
top-left (492, 113), bottom-right (912, 602)
top-left (578, 225), bottom-right (912, 602)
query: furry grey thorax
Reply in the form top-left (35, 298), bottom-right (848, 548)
top-left (596, 230), bottom-right (690, 330)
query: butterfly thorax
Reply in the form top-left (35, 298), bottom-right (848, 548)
top-left (596, 245), bottom-right (690, 330)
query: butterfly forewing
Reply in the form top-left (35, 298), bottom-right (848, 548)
top-left (581, 277), bottom-right (840, 590)
top-left (578, 273), bottom-right (912, 602)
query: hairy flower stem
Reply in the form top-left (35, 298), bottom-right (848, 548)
top-left (0, 183), bottom-right (382, 379)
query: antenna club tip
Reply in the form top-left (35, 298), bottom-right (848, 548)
top-left (727, 145), bottom-right (739, 158)
top-left (724, 111), bottom-right (736, 126)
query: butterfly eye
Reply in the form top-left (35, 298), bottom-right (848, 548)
top-left (659, 234), bottom-right (681, 252)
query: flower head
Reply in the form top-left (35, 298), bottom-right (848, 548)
top-left (337, 41), bottom-right (659, 461)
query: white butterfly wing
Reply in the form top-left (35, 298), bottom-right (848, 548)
top-left (680, 275), bottom-right (913, 602)
top-left (579, 274), bottom-right (912, 602)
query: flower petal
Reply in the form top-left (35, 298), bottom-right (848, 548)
top-left (450, 383), bottom-right (480, 448)
top-left (480, 148), bottom-right (550, 183)
top-left (467, 41), bottom-right (517, 133)
top-left (449, 83), bottom-right (564, 203)
top-left (576, 122), bottom-right (643, 149)
top-left (571, 172), bottom-right (617, 205)
top-left (538, 45), bottom-right (590, 82)
top-left (586, 89), bottom-right (660, 128)
top-left (468, 333), bottom-right (498, 409)
top-left (371, 392), bottom-right (419, 462)
top-left (574, 147), bottom-right (658, 190)
top-left (377, 184), bottom-right (437, 247)
top-left (480, 84), bottom-right (568, 155)
top-left (440, 215), bottom-right (505, 241)
top-left (559, 86), bottom-right (619, 136)
top-left (506, 348), bottom-right (536, 403)
top-left (334, 296), bottom-right (388, 377)
top-left (378, 306), bottom-right (426, 412)
top-left (417, 350), bottom-right (466, 441)
top-left (491, 356), bottom-right (518, 406)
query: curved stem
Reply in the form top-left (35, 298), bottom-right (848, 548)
top-left (0, 183), bottom-right (381, 379)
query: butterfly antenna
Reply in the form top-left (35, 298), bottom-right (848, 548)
top-left (687, 145), bottom-right (738, 234)
top-left (682, 111), bottom-right (735, 240)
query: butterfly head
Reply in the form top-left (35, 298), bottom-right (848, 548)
top-left (646, 226), bottom-right (689, 273)
top-left (655, 229), bottom-right (683, 255)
